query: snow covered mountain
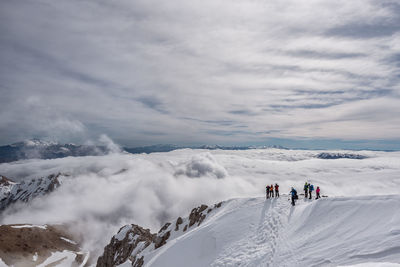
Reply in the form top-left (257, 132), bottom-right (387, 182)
top-left (0, 174), bottom-right (61, 211)
top-left (99, 195), bottom-right (400, 267)
top-left (0, 139), bottom-right (109, 163)
top-left (0, 140), bottom-right (286, 163)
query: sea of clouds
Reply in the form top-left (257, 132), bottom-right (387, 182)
top-left (0, 148), bottom-right (399, 257)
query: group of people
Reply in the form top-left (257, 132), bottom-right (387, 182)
top-left (303, 182), bottom-right (321, 200)
top-left (289, 182), bottom-right (321, 206)
top-left (265, 182), bottom-right (321, 206)
top-left (265, 183), bottom-right (279, 199)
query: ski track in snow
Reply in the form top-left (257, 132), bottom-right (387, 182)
top-left (211, 196), bottom-right (299, 267)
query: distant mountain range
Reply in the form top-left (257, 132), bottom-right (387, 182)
top-left (0, 139), bottom-right (110, 163)
top-left (1, 140), bottom-right (370, 164)
top-left (0, 140), bottom-right (287, 163)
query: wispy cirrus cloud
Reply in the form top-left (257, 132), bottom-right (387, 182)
top-left (0, 0), bottom-right (399, 147)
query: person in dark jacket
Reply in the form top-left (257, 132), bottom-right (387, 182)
top-left (266, 185), bottom-right (270, 199)
top-left (274, 183), bottom-right (279, 198)
top-left (290, 187), bottom-right (297, 206)
top-left (304, 182), bottom-right (309, 198)
top-left (309, 184), bottom-right (314, 199)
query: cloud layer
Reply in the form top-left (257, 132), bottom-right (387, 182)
top-left (1, 0), bottom-right (400, 145)
top-left (1, 149), bottom-right (400, 257)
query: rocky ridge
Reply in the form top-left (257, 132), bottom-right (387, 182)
top-left (316, 152), bottom-right (368, 159)
top-left (96, 202), bottom-right (223, 267)
top-left (0, 174), bottom-right (61, 211)
top-left (0, 224), bottom-right (88, 267)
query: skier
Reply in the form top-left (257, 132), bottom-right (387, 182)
top-left (270, 184), bottom-right (274, 197)
top-left (266, 185), bottom-right (270, 199)
top-left (316, 186), bottom-right (321, 199)
top-left (304, 182), bottom-right (309, 198)
top-left (274, 183), bottom-right (279, 197)
top-left (290, 187), bottom-right (297, 206)
top-left (309, 184), bottom-right (314, 199)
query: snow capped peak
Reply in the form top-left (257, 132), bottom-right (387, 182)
top-left (10, 139), bottom-right (58, 148)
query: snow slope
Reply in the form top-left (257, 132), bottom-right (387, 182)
top-left (138, 195), bottom-right (400, 267)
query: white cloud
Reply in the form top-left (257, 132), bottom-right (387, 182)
top-left (1, 149), bottom-right (400, 257)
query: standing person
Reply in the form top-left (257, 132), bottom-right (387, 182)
top-left (266, 185), bottom-right (270, 199)
top-left (316, 186), bottom-right (321, 199)
top-left (275, 183), bottom-right (279, 198)
top-left (309, 184), bottom-right (314, 199)
top-left (290, 187), bottom-right (297, 206)
top-left (304, 182), bottom-right (309, 199)
top-left (270, 184), bottom-right (274, 197)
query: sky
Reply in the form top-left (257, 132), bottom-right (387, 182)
top-left (1, 0), bottom-right (400, 149)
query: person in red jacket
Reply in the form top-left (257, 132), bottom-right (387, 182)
top-left (274, 183), bottom-right (279, 197)
top-left (270, 184), bottom-right (274, 197)
top-left (316, 186), bottom-right (321, 199)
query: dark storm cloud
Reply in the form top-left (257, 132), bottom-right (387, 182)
top-left (0, 0), bottom-right (400, 146)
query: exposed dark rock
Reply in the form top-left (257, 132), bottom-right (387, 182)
top-left (96, 224), bottom-right (155, 267)
top-left (0, 224), bottom-right (84, 267)
top-left (158, 222), bottom-right (171, 234)
top-left (0, 175), bottom-right (14, 186)
top-left (175, 217), bottom-right (183, 231)
top-left (154, 231), bottom-right (170, 249)
top-left (189, 205), bottom-right (208, 227)
top-left (131, 255), bottom-right (144, 267)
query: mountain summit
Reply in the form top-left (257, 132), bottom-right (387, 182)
top-left (98, 196), bottom-right (400, 267)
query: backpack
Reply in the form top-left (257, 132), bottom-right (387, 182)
top-left (310, 185), bottom-right (314, 191)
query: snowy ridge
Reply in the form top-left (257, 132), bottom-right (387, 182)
top-left (101, 195), bottom-right (400, 267)
top-left (0, 174), bottom-right (61, 211)
top-left (97, 202), bottom-right (224, 267)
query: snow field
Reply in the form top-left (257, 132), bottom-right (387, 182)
top-left (144, 195), bottom-right (400, 267)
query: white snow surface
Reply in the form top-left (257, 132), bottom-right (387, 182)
top-left (0, 148), bottom-right (400, 259)
top-left (141, 195), bottom-right (400, 267)
top-left (36, 250), bottom-right (76, 267)
top-left (10, 224), bottom-right (47, 229)
top-left (60, 236), bottom-right (77, 245)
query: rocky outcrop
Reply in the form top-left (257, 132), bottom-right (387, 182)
top-left (189, 204), bottom-right (208, 227)
top-left (0, 224), bottom-right (88, 267)
top-left (96, 225), bottom-right (155, 267)
top-left (0, 173), bottom-right (61, 211)
top-left (97, 201), bottom-right (224, 267)
top-left (0, 175), bottom-right (14, 186)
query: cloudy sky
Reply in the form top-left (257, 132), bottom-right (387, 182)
top-left (1, 0), bottom-right (400, 149)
